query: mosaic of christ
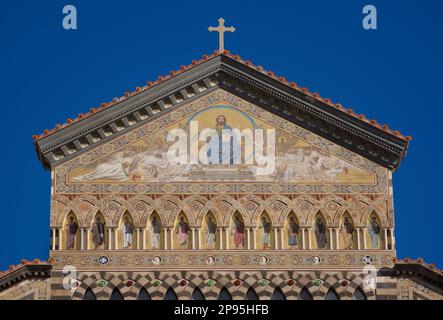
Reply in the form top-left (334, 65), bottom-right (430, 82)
top-left (68, 105), bottom-right (375, 184)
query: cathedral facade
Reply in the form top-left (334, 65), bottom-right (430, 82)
top-left (1, 51), bottom-right (442, 300)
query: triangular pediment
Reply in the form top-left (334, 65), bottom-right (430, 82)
top-left (34, 53), bottom-right (409, 171)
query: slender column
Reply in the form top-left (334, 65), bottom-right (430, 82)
top-left (357, 228), bottom-right (361, 250)
top-left (51, 229), bottom-right (56, 250)
top-left (362, 228), bottom-right (367, 249)
top-left (219, 228), bottom-right (223, 250)
top-left (86, 229), bottom-right (91, 250)
top-left (273, 228), bottom-right (278, 249)
top-left (252, 228), bottom-right (257, 249)
top-left (329, 228), bottom-right (333, 250)
top-left (389, 228), bottom-right (395, 250)
top-left (108, 229), bottom-right (112, 250)
top-left (335, 228), bottom-right (339, 250)
top-left (198, 229), bottom-right (202, 249)
top-left (137, 229), bottom-right (141, 249)
top-left (143, 229), bottom-right (146, 250)
top-left (163, 228), bottom-right (168, 249)
top-left (58, 229), bottom-right (62, 250)
top-left (225, 228), bottom-right (230, 250)
top-left (247, 228), bottom-right (251, 250)
top-left (80, 229), bottom-right (84, 250)
top-left (170, 228), bottom-right (174, 250)
top-left (279, 228), bottom-right (284, 250)
top-left (191, 228), bottom-right (196, 250)
top-left (383, 229), bottom-right (388, 250)
top-left (114, 229), bottom-right (118, 250)
top-left (307, 228), bottom-right (311, 250)
top-left (301, 228), bottom-right (306, 249)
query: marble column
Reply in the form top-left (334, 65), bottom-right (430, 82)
top-left (328, 228), bottom-right (333, 250)
top-left (279, 228), bottom-right (284, 250)
top-left (383, 229), bottom-right (388, 250)
top-left (143, 229), bottom-right (146, 250)
top-left (362, 228), bottom-right (367, 249)
top-left (219, 228), bottom-right (223, 250)
top-left (169, 228), bottom-right (174, 250)
top-left (80, 229), bottom-right (84, 250)
top-left (389, 228), bottom-right (395, 250)
top-left (51, 228), bottom-right (56, 250)
top-left (198, 229), bottom-right (202, 249)
top-left (86, 229), bottom-right (91, 250)
top-left (136, 228), bottom-right (141, 249)
top-left (58, 229), bottom-right (62, 250)
top-left (225, 228), bottom-right (230, 250)
top-left (301, 228), bottom-right (306, 250)
top-left (274, 228), bottom-right (279, 250)
top-left (307, 228), bottom-right (311, 250)
top-left (356, 228), bottom-right (361, 250)
top-left (191, 228), bottom-right (196, 250)
top-left (247, 228), bottom-right (251, 250)
top-left (163, 228), bottom-right (168, 249)
top-left (252, 228), bottom-right (257, 250)
top-left (335, 228), bottom-right (339, 250)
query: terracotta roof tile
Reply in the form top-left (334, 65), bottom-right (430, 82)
top-left (0, 258), bottom-right (52, 280)
top-left (33, 51), bottom-right (412, 142)
top-left (394, 257), bottom-right (442, 275)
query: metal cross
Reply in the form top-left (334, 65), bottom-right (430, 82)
top-left (208, 18), bottom-right (236, 52)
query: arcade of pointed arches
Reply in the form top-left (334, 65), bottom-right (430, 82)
top-left (50, 194), bottom-right (394, 251)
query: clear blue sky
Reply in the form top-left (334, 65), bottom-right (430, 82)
top-left (0, 0), bottom-right (442, 270)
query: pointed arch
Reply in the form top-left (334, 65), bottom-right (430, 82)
top-left (83, 287), bottom-right (96, 300)
top-left (339, 211), bottom-right (357, 250)
top-left (174, 212), bottom-right (192, 249)
top-left (218, 287), bottom-right (232, 300)
top-left (244, 287), bottom-right (259, 300)
top-left (256, 211), bottom-right (273, 250)
top-left (312, 211), bottom-right (328, 249)
top-left (285, 211), bottom-right (301, 249)
top-left (118, 210), bottom-right (136, 249)
top-left (110, 288), bottom-right (124, 300)
top-left (325, 288), bottom-right (340, 300)
top-left (62, 211), bottom-right (80, 250)
top-left (366, 211), bottom-right (384, 249)
top-left (202, 210), bottom-right (218, 249)
top-left (146, 210), bottom-right (162, 250)
top-left (90, 211), bottom-right (107, 250)
top-left (164, 288), bottom-right (178, 300)
top-left (137, 287), bottom-right (151, 300)
top-left (230, 211), bottom-right (246, 249)
top-left (298, 287), bottom-right (313, 300)
top-left (352, 287), bottom-right (367, 300)
top-left (271, 287), bottom-right (286, 300)
top-left (192, 287), bottom-right (205, 300)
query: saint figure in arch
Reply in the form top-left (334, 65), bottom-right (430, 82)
top-left (288, 216), bottom-right (299, 248)
top-left (367, 216), bottom-right (381, 248)
top-left (314, 217), bottom-right (327, 249)
top-left (175, 216), bottom-right (189, 247)
top-left (340, 216), bottom-right (355, 250)
top-left (66, 216), bottom-right (78, 250)
top-left (232, 215), bottom-right (245, 249)
top-left (122, 216), bottom-right (134, 249)
top-left (91, 217), bottom-right (105, 249)
top-left (149, 216), bottom-right (161, 249)
top-left (259, 216), bottom-right (271, 250)
top-left (205, 216), bottom-right (217, 249)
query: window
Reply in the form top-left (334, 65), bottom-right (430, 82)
top-left (137, 288), bottom-right (150, 300)
top-left (244, 288), bottom-right (259, 300)
top-left (192, 288), bottom-right (205, 300)
top-left (352, 287), bottom-right (367, 300)
top-left (298, 288), bottom-right (313, 300)
top-left (83, 288), bottom-right (96, 300)
top-left (110, 288), bottom-right (124, 300)
top-left (164, 288), bottom-right (178, 300)
top-left (271, 287), bottom-right (286, 300)
top-left (218, 287), bottom-right (232, 300)
top-left (325, 288), bottom-right (340, 300)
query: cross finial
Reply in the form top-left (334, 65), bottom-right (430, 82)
top-left (208, 18), bottom-right (236, 53)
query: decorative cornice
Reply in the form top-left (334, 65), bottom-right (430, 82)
top-left (34, 52), bottom-right (410, 170)
top-left (0, 259), bottom-right (52, 292)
